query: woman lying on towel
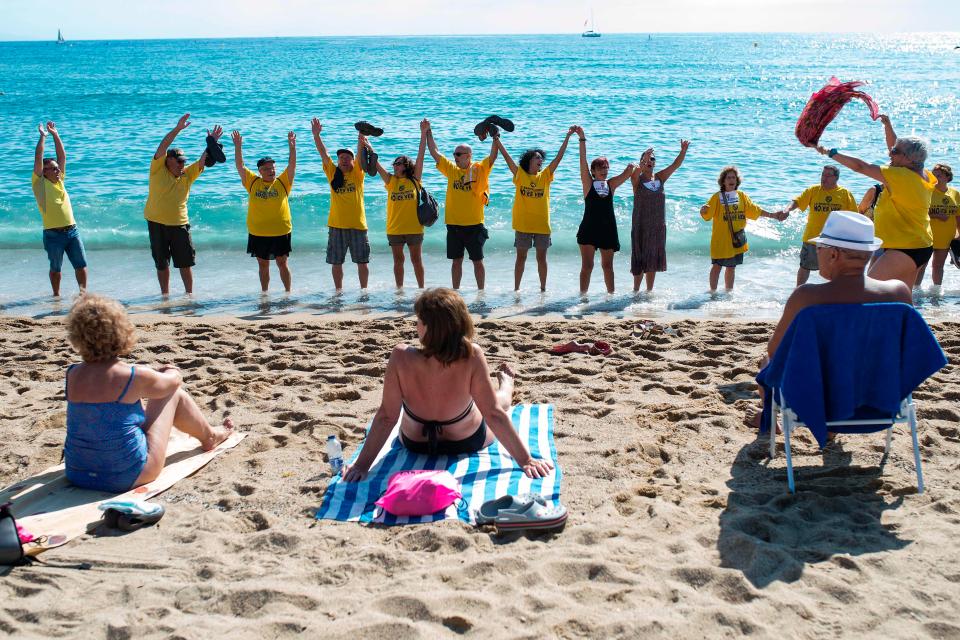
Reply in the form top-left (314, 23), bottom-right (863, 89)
top-left (342, 288), bottom-right (553, 482)
top-left (64, 294), bottom-right (233, 492)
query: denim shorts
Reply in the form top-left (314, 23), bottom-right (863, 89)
top-left (43, 226), bottom-right (87, 272)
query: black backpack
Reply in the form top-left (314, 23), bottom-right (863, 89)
top-left (415, 182), bottom-right (439, 227)
top-left (0, 503), bottom-right (25, 566)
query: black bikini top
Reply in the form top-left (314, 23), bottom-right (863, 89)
top-left (401, 400), bottom-right (475, 456)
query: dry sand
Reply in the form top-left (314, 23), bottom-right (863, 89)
top-left (1, 313), bottom-right (959, 639)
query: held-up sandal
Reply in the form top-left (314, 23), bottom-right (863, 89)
top-left (354, 121), bottom-right (384, 137)
top-left (473, 115), bottom-right (515, 141)
top-left (476, 494), bottom-right (567, 532)
top-left (204, 135), bottom-right (226, 167)
top-left (98, 499), bottom-right (165, 532)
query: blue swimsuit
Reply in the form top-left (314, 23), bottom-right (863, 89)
top-left (64, 365), bottom-right (148, 492)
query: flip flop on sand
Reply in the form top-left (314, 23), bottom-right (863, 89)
top-left (476, 494), bottom-right (567, 532)
top-left (589, 341), bottom-right (613, 356)
top-left (549, 341), bottom-right (591, 355)
top-left (354, 121), bottom-right (384, 137)
top-left (99, 499), bottom-right (165, 532)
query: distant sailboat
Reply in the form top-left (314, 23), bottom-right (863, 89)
top-left (582, 9), bottom-right (601, 38)
top-left (56, 29), bottom-right (65, 44)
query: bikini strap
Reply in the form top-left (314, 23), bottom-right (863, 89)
top-left (401, 400), bottom-right (476, 456)
top-left (117, 366), bottom-right (136, 402)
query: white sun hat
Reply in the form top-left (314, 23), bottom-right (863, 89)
top-left (809, 210), bottom-right (883, 251)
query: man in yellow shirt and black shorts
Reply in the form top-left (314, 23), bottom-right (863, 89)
top-left (781, 165), bottom-right (858, 286)
top-left (311, 118), bottom-right (369, 291)
top-left (230, 129), bottom-right (297, 293)
top-left (143, 114), bottom-right (223, 296)
top-left (32, 121), bottom-right (87, 296)
top-left (424, 119), bottom-right (500, 290)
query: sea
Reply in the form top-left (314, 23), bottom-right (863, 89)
top-left (1, 33), bottom-right (959, 320)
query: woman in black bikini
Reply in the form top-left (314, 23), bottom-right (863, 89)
top-left (342, 288), bottom-right (553, 482)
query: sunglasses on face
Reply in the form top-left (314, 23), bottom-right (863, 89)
top-left (890, 147), bottom-right (903, 156)
top-left (392, 161), bottom-right (404, 166)
top-left (454, 151), bottom-right (469, 157)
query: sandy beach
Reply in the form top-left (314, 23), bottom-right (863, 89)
top-left (1, 312), bottom-right (959, 639)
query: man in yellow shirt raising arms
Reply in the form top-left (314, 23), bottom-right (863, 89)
top-left (231, 129), bottom-right (297, 293)
top-left (143, 113), bottom-right (223, 296)
top-left (311, 118), bottom-right (369, 291)
top-left (781, 164), bottom-right (858, 286)
top-left (32, 121), bottom-right (87, 297)
top-left (424, 119), bottom-right (500, 291)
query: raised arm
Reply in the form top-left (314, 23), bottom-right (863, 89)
top-left (47, 121), bottom-right (66, 173)
top-left (356, 133), bottom-right (364, 170)
top-left (656, 139), bottom-right (690, 184)
top-left (879, 114), bottom-right (897, 152)
top-left (286, 130), bottom-right (297, 182)
top-left (547, 127), bottom-right (575, 174)
top-left (608, 162), bottom-right (637, 191)
top-left (423, 119), bottom-right (442, 163)
top-left (486, 132), bottom-right (500, 166)
top-left (311, 117), bottom-right (331, 165)
top-left (414, 121), bottom-right (427, 180)
top-left (230, 130), bottom-right (245, 180)
top-left (342, 346), bottom-right (405, 482)
top-left (815, 145), bottom-right (884, 183)
top-left (495, 137), bottom-right (517, 175)
top-left (470, 349), bottom-right (553, 479)
top-left (155, 113), bottom-right (191, 160)
top-left (196, 125), bottom-right (222, 177)
top-left (361, 135), bottom-right (390, 185)
top-left (576, 126), bottom-right (591, 195)
top-left (34, 124), bottom-right (45, 176)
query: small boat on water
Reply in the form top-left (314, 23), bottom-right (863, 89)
top-left (56, 29), bottom-right (65, 44)
top-left (582, 9), bottom-right (601, 38)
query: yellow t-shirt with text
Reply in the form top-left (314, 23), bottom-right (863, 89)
top-left (874, 165), bottom-right (935, 249)
top-left (701, 191), bottom-right (762, 259)
top-left (794, 185), bottom-right (858, 243)
top-left (143, 156), bottom-right (202, 226)
top-left (511, 167), bottom-right (554, 235)
top-left (242, 168), bottom-right (293, 237)
top-left (385, 176), bottom-right (423, 235)
top-left (322, 158), bottom-right (366, 230)
top-left (928, 187), bottom-right (960, 250)
top-left (31, 172), bottom-right (75, 229)
top-left (436, 155), bottom-right (492, 226)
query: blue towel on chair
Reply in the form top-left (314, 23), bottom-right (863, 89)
top-left (756, 303), bottom-right (947, 447)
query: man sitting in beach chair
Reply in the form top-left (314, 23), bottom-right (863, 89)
top-left (746, 210), bottom-right (912, 430)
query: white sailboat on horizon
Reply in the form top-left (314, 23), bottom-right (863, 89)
top-left (582, 8), bottom-right (601, 38)
top-left (56, 29), bottom-right (65, 44)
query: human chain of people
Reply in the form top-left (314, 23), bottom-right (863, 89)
top-left (32, 113), bottom-right (957, 299)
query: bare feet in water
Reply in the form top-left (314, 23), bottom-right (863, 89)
top-left (203, 417), bottom-right (235, 451)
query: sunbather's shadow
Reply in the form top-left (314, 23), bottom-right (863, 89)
top-left (717, 436), bottom-right (908, 588)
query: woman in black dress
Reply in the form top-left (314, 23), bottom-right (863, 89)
top-left (575, 125), bottom-right (637, 293)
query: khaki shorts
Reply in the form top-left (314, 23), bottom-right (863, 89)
top-left (799, 243), bottom-right (819, 271)
top-left (514, 232), bottom-right (552, 250)
top-left (387, 233), bottom-right (424, 246)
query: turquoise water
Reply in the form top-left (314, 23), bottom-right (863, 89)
top-left (1, 33), bottom-right (959, 319)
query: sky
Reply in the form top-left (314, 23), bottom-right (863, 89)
top-left (1, 0), bottom-right (958, 40)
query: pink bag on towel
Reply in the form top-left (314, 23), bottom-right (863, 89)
top-left (375, 470), bottom-right (462, 516)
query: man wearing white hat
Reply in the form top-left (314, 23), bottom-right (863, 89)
top-left (746, 211), bottom-right (913, 428)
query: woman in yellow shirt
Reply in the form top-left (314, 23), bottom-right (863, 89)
top-left (493, 126), bottom-right (576, 292)
top-left (699, 166), bottom-right (785, 291)
top-left (915, 163), bottom-right (959, 287)
top-left (363, 123), bottom-right (428, 289)
top-left (815, 114), bottom-right (936, 289)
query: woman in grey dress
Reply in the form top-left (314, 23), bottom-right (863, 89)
top-left (630, 140), bottom-right (690, 292)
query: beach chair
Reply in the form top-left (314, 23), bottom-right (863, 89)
top-left (757, 303), bottom-right (947, 494)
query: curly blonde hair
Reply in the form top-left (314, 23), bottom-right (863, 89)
top-left (66, 294), bottom-right (136, 362)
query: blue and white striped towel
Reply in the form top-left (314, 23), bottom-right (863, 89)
top-left (315, 404), bottom-right (560, 525)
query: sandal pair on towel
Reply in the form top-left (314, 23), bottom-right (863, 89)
top-left (98, 499), bottom-right (165, 532)
top-left (475, 494), bottom-right (567, 532)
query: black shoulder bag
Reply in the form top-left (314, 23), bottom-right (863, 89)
top-left (722, 193), bottom-right (747, 249)
top-left (414, 178), bottom-right (439, 227)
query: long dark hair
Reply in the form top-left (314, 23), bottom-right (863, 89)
top-left (518, 148), bottom-right (546, 174)
top-left (393, 155), bottom-right (420, 189)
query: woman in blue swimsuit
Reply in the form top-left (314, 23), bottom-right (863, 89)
top-left (64, 294), bottom-right (234, 492)
top-left (342, 288), bottom-right (553, 482)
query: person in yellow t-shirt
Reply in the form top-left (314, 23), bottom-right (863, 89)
top-left (363, 122), bottom-right (428, 288)
top-left (815, 114), bottom-right (935, 291)
top-left (915, 163), bottom-right (959, 287)
top-left (143, 113), bottom-right (223, 296)
top-left (699, 166), bottom-right (786, 291)
top-left (423, 118), bottom-right (500, 291)
top-left (493, 127), bottom-right (576, 292)
top-left (310, 118), bottom-right (369, 291)
top-left (781, 165), bottom-right (858, 286)
top-left (230, 129), bottom-right (297, 293)
top-left (32, 121), bottom-right (87, 296)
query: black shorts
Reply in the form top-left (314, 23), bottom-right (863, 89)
top-left (148, 221), bottom-right (195, 269)
top-left (247, 233), bottom-right (291, 260)
top-left (887, 246), bottom-right (934, 268)
top-left (446, 224), bottom-right (488, 261)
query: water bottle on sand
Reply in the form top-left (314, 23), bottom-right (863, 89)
top-left (326, 435), bottom-right (343, 474)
